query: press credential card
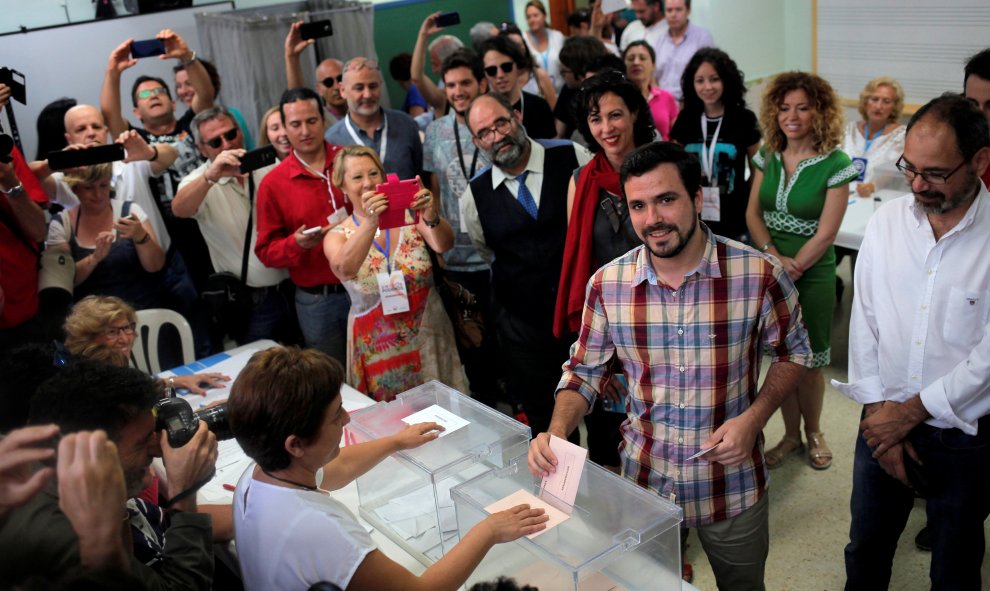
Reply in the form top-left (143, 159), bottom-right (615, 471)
top-left (540, 435), bottom-right (587, 507)
top-left (485, 488), bottom-right (571, 539)
top-left (400, 404), bottom-right (470, 438)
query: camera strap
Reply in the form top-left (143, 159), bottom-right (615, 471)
top-left (3, 103), bottom-right (23, 154)
top-left (240, 173), bottom-right (254, 285)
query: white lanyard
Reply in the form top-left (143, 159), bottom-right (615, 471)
top-left (292, 149), bottom-right (344, 216)
top-left (344, 112), bottom-right (389, 165)
top-left (700, 114), bottom-right (723, 184)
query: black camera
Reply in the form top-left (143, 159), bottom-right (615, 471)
top-left (153, 397), bottom-right (233, 448)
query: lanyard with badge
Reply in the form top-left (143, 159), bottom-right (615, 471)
top-left (353, 215), bottom-right (410, 315)
top-left (852, 123), bottom-right (883, 182)
top-left (293, 149), bottom-right (349, 225)
top-left (453, 119), bottom-right (480, 234)
top-left (344, 112), bottom-right (389, 165)
top-left (699, 114), bottom-right (723, 222)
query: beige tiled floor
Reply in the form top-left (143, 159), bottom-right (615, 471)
top-left (682, 259), bottom-right (990, 591)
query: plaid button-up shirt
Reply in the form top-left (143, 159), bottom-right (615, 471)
top-left (558, 230), bottom-right (812, 526)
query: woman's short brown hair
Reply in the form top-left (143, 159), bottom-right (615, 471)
top-left (330, 144), bottom-right (385, 190)
top-left (257, 106), bottom-right (280, 149)
top-left (760, 71), bottom-right (844, 155)
top-left (64, 295), bottom-right (136, 366)
top-left (228, 347), bottom-right (345, 472)
top-left (857, 76), bottom-right (905, 125)
top-left (62, 162), bottom-right (113, 190)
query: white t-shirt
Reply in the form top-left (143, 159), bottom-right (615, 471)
top-left (619, 18), bottom-right (669, 51)
top-left (52, 160), bottom-right (171, 251)
top-left (233, 466), bottom-right (376, 591)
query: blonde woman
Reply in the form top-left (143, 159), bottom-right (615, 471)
top-left (841, 76), bottom-right (908, 196)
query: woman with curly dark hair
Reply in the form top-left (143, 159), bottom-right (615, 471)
top-left (746, 71), bottom-right (858, 471)
top-left (669, 47), bottom-right (761, 241)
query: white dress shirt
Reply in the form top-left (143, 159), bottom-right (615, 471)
top-left (833, 183), bottom-right (990, 434)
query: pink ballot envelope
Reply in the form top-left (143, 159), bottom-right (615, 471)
top-left (539, 435), bottom-right (588, 509)
top-left (376, 174), bottom-right (420, 229)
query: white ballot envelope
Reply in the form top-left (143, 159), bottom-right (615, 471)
top-left (540, 435), bottom-right (588, 508)
top-left (401, 404), bottom-right (470, 438)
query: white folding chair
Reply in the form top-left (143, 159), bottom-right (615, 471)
top-left (132, 309), bottom-right (195, 375)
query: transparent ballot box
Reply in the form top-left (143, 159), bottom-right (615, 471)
top-left (345, 381), bottom-right (531, 564)
top-left (451, 458), bottom-right (683, 590)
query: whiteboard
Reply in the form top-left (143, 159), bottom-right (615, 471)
top-left (0, 2), bottom-right (233, 160)
top-left (816, 0), bottom-right (990, 107)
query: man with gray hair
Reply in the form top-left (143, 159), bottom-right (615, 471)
top-left (173, 107), bottom-right (291, 344)
top-left (470, 21), bottom-right (499, 53)
top-left (325, 57), bottom-right (423, 180)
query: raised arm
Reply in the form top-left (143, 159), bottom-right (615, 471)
top-left (284, 21), bottom-right (314, 91)
top-left (101, 39), bottom-right (138, 138)
top-left (412, 13), bottom-right (448, 114)
top-left (159, 29), bottom-right (215, 113)
top-left (0, 161), bottom-right (46, 242)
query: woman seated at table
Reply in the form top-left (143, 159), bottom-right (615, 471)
top-left (323, 146), bottom-right (467, 402)
top-left (622, 40), bottom-right (678, 140)
top-left (229, 346), bottom-right (548, 591)
top-left (46, 161), bottom-right (165, 310)
top-left (63, 295), bottom-right (228, 395)
top-left (840, 76), bottom-right (908, 196)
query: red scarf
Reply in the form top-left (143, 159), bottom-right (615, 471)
top-left (553, 152), bottom-right (622, 337)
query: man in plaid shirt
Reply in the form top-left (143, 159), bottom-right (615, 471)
top-left (529, 142), bottom-right (812, 590)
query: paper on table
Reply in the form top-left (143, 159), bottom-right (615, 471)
top-left (401, 404), bottom-right (470, 438)
top-left (540, 435), bottom-right (587, 507)
top-left (485, 488), bottom-right (571, 539)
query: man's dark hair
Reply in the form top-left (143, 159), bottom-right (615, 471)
top-left (908, 92), bottom-right (990, 161)
top-left (621, 141), bottom-right (702, 199)
top-left (388, 52), bottom-right (413, 83)
top-left (36, 98), bottom-right (77, 160)
top-left (587, 54), bottom-right (626, 77)
top-left (478, 35), bottom-right (527, 70)
top-left (964, 48), bottom-right (990, 87)
top-left (469, 576), bottom-right (539, 591)
top-left (567, 8), bottom-right (591, 29)
top-left (130, 75), bottom-right (171, 108)
top-left (279, 87), bottom-right (325, 124)
top-left (576, 71), bottom-right (655, 152)
top-left (173, 58), bottom-right (222, 97)
top-left (0, 343), bottom-right (63, 432)
top-left (559, 36), bottom-right (609, 79)
top-left (680, 47), bottom-right (748, 114)
top-left (28, 361), bottom-right (161, 439)
top-left (441, 48), bottom-right (484, 83)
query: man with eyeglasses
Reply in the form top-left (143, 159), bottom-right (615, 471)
top-left (460, 92), bottom-right (591, 437)
top-left (172, 107), bottom-right (291, 346)
top-left (324, 57), bottom-right (423, 181)
top-left (477, 36), bottom-right (556, 140)
top-left (284, 22), bottom-right (348, 126)
top-left (834, 93), bottom-right (990, 590)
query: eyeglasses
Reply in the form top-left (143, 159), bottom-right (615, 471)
top-left (895, 155), bottom-right (967, 186)
top-left (137, 87), bottom-right (168, 101)
top-left (104, 322), bottom-right (137, 339)
top-left (474, 117), bottom-right (515, 143)
top-left (203, 128), bottom-right (239, 149)
top-left (320, 74), bottom-right (343, 88)
top-left (484, 62), bottom-right (515, 77)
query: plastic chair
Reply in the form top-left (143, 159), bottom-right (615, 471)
top-left (133, 309), bottom-right (195, 375)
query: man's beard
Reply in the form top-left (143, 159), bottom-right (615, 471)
top-left (914, 177), bottom-right (978, 214)
top-left (641, 218), bottom-right (697, 259)
top-left (489, 127), bottom-right (527, 169)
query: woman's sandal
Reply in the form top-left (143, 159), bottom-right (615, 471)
top-left (806, 431), bottom-right (833, 470)
top-left (765, 435), bottom-right (804, 469)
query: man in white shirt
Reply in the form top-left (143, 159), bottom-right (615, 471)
top-left (618, 0), bottom-right (668, 52)
top-left (173, 106), bottom-right (291, 345)
top-left (836, 93), bottom-right (990, 590)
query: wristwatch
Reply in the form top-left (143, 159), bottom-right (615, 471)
top-left (0, 183), bottom-right (24, 197)
top-left (423, 215), bottom-right (441, 228)
top-left (181, 51), bottom-right (198, 66)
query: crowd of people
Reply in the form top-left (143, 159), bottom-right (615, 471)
top-left (1, 0), bottom-right (990, 589)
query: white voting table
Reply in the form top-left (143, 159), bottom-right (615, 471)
top-left (834, 188), bottom-right (904, 251)
top-left (161, 341), bottom-right (702, 590)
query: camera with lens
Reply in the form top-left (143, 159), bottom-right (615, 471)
top-left (153, 397), bottom-right (233, 448)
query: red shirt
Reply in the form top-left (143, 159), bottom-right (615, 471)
top-left (0, 146), bottom-right (48, 329)
top-left (255, 142), bottom-right (351, 287)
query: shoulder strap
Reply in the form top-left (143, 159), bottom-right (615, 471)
top-left (240, 174), bottom-right (255, 284)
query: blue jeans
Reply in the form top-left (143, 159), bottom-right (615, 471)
top-left (294, 289), bottom-right (349, 365)
top-left (240, 284), bottom-right (293, 346)
top-left (845, 414), bottom-right (990, 591)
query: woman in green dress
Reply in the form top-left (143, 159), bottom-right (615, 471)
top-left (746, 72), bottom-right (858, 470)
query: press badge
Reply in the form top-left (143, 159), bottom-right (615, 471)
top-left (851, 157), bottom-right (868, 182)
top-left (701, 186), bottom-right (721, 222)
top-left (377, 270), bottom-right (410, 315)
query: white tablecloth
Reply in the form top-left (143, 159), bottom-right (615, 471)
top-left (834, 189), bottom-right (905, 251)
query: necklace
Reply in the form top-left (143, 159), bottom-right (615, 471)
top-left (261, 469), bottom-right (318, 491)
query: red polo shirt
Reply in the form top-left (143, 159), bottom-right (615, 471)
top-left (0, 146), bottom-right (48, 329)
top-left (255, 142), bottom-right (352, 287)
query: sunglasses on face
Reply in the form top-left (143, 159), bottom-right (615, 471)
top-left (485, 62), bottom-right (515, 77)
top-left (320, 74), bottom-right (343, 88)
top-left (203, 128), bottom-right (239, 149)
top-left (137, 87), bottom-right (168, 101)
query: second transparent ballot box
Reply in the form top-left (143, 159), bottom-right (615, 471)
top-left (344, 381), bottom-right (531, 564)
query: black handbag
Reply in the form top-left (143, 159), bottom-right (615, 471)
top-left (424, 243), bottom-right (485, 349)
top-left (202, 174), bottom-right (255, 339)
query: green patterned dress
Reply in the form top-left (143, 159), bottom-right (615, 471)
top-left (754, 148), bottom-right (858, 367)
